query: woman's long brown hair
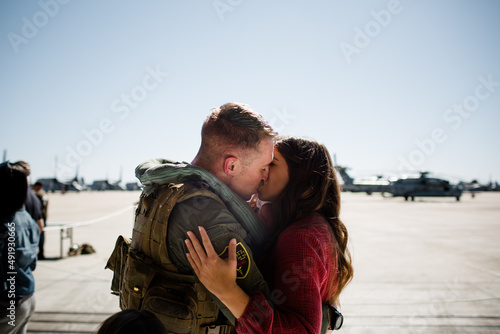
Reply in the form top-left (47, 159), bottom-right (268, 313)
top-left (265, 136), bottom-right (353, 304)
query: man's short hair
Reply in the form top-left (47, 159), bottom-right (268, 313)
top-left (13, 160), bottom-right (31, 176)
top-left (201, 102), bottom-right (276, 154)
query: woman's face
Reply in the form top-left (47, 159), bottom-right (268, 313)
top-left (257, 148), bottom-right (289, 202)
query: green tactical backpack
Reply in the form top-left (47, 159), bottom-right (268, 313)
top-left (105, 183), bottom-right (234, 334)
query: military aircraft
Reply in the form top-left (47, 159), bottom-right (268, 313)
top-left (335, 165), bottom-right (392, 195)
top-left (389, 171), bottom-right (463, 201)
top-left (458, 179), bottom-right (498, 198)
top-left (125, 181), bottom-right (142, 191)
top-left (90, 179), bottom-right (125, 191)
top-left (36, 164), bottom-right (86, 192)
top-left (33, 157), bottom-right (88, 192)
top-left (36, 176), bottom-right (86, 192)
top-left (333, 154), bottom-right (393, 195)
top-left (334, 156), bottom-right (463, 201)
top-left (89, 166), bottom-right (125, 191)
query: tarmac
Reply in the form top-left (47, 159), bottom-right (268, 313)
top-left (27, 190), bottom-right (500, 333)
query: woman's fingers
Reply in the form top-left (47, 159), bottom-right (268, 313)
top-left (185, 247), bottom-right (199, 276)
top-left (184, 228), bottom-right (240, 299)
top-left (228, 238), bottom-right (237, 269)
top-left (185, 227), bottom-right (237, 277)
top-left (185, 237), bottom-right (201, 270)
top-left (185, 231), bottom-right (206, 266)
top-left (198, 226), bottom-right (218, 257)
top-left (188, 230), bottom-right (207, 256)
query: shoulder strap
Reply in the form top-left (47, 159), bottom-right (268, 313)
top-left (132, 182), bottom-right (227, 273)
top-left (177, 183), bottom-right (226, 208)
top-left (132, 183), bottom-right (184, 272)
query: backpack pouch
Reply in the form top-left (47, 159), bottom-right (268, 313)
top-left (142, 281), bottom-right (198, 334)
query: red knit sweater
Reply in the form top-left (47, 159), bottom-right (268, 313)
top-left (235, 213), bottom-right (338, 333)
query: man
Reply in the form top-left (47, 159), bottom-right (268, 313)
top-left (164, 102), bottom-right (275, 273)
top-left (109, 102), bottom-right (276, 333)
top-left (0, 162), bottom-right (40, 334)
top-left (32, 182), bottom-right (48, 260)
top-left (12, 162), bottom-right (43, 236)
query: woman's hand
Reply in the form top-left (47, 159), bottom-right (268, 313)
top-left (185, 226), bottom-right (238, 297)
top-left (185, 226), bottom-right (251, 319)
top-left (247, 193), bottom-right (259, 211)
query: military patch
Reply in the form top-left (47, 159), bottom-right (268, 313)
top-left (218, 242), bottom-right (250, 279)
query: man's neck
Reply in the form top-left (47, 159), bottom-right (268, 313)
top-left (191, 156), bottom-right (229, 187)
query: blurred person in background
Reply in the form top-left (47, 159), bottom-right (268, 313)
top-left (12, 161), bottom-right (43, 237)
top-left (0, 162), bottom-right (40, 334)
top-left (32, 182), bottom-right (48, 260)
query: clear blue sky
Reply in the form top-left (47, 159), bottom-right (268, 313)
top-left (1, 0), bottom-right (499, 185)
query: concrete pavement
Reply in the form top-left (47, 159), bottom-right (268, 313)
top-left (27, 190), bottom-right (500, 333)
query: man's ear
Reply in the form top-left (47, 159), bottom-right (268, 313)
top-left (223, 156), bottom-right (238, 176)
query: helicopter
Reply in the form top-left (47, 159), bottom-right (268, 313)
top-left (388, 171), bottom-right (463, 201)
top-left (333, 156), bottom-right (463, 201)
top-left (333, 154), bottom-right (393, 195)
top-left (334, 165), bottom-right (391, 195)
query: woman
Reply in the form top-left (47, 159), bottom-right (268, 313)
top-left (185, 136), bottom-right (353, 333)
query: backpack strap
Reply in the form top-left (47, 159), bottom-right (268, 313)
top-left (131, 182), bottom-right (227, 273)
top-left (132, 183), bottom-right (184, 272)
top-left (178, 187), bottom-right (226, 208)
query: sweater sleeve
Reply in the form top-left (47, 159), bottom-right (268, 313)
top-left (235, 224), bottom-right (331, 334)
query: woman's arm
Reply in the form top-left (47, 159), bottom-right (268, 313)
top-left (185, 226), bottom-right (251, 319)
top-left (185, 222), bottom-right (332, 334)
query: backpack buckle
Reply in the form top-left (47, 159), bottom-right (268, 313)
top-left (205, 325), bottom-right (221, 334)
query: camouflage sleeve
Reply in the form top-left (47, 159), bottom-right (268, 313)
top-left (167, 196), bottom-right (271, 323)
